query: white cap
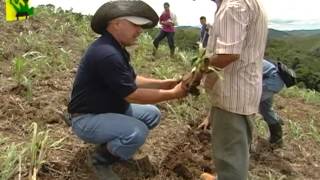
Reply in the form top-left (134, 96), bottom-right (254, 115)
top-left (118, 16), bottom-right (152, 26)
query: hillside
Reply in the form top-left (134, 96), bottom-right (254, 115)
top-left (1, 5), bottom-right (320, 180)
top-left (146, 27), bottom-right (320, 91)
top-left (265, 30), bottom-right (320, 91)
top-left (268, 29), bottom-right (320, 39)
top-left (268, 29), bottom-right (291, 39)
top-left (287, 29), bottom-right (320, 37)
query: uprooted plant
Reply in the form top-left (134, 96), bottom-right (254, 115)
top-left (181, 44), bottom-right (223, 96)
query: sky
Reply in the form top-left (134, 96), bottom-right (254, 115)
top-left (30, 0), bottom-right (320, 30)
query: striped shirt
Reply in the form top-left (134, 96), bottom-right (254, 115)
top-left (205, 0), bottom-right (268, 115)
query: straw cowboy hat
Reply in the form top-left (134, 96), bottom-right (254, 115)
top-left (91, 0), bottom-right (159, 34)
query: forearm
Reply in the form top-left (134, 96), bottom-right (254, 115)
top-left (208, 54), bottom-right (240, 69)
top-left (125, 88), bottom-right (176, 104)
top-left (136, 76), bottom-right (167, 89)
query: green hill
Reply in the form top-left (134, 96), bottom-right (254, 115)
top-left (268, 28), bottom-right (291, 39)
top-left (268, 29), bottom-right (320, 39)
top-left (266, 30), bottom-right (320, 91)
top-left (287, 29), bottom-right (320, 37)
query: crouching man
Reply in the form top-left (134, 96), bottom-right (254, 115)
top-left (68, 1), bottom-right (187, 179)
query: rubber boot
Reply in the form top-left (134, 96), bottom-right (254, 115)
top-left (268, 123), bottom-right (283, 145)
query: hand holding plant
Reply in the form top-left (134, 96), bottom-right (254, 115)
top-left (181, 44), bottom-right (223, 96)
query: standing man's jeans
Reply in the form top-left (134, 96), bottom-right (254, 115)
top-left (210, 107), bottom-right (253, 180)
top-left (153, 30), bottom-right (175, 55)
top-left (259, 90), bottom-right (281, 125)
top-left (71, 104), bottom-right (161, 160)
top-left (260, 72), bottom-right (284, 126)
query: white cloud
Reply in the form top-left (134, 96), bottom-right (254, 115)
top-left (263, 0), bottom-right (320, 21)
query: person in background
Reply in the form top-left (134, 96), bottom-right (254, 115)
top-left (199, 16), bottom-right (210, 48)
top-left (68, 1), bottom-right (187, 179)
top-left (152, 2), bottom-right (177, 57)
top-left (199, 59), bottom-right (285, 146)
top-left (260, 59), bottom-right (285, 145)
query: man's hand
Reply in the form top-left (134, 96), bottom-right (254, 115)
top-left (171, 82), bottom-right (188, 98)
top-left (198, 114), bottom-right (210, 130)
top-left (181, 71), bottom-right (203, 96)
top-left (161, 19), bottom-right (174, 26)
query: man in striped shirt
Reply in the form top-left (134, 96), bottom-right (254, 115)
top-left (200, 0), bottom-right (268, 179)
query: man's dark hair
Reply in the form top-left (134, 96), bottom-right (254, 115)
top-left (164, 2), bottom-right (170, 7)
top-left (200, 16), bottom-right (206, 20)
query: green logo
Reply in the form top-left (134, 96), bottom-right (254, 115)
top-left (6, 0), bottom-right (34, 21)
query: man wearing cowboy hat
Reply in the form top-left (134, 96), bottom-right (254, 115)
top-left (68, 0), bottom-right (187, 179)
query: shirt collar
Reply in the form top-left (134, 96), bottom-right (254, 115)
top-left (101, 31), bottom-right (131, 62)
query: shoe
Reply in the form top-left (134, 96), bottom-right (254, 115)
top-left (200, 173), bottom-right (216, 180)
top-left (88, 145), bottom-right (121, 180)
top-left (88, 154), bottom-right (120, 180)
top-left (170, 49), bottom-right (175, 58)
top-left (268, 123), bottom-right (283, 145)
top-left (94, 145), bottom-right (120, 165)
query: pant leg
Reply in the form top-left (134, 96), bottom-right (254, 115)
top-left (71, 113), bottom-right (149, 160)
top-left (166, 32), bottom-right (175, 54)
top-left (210, 107), bottom-right (252, 180)
top-left (124, 104), bottom-right (161, 129)
top-left (153, 30), bottom-right (167, 49)
top-left (260, 91), bottom-right (280, 125)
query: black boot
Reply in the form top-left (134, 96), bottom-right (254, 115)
top-left (170, 48), bottom-right (175, 57)
top-left (92, 145), bottom-right (120, 166)
top-left (268, 123), bottom-right (283, 145)
top-left (88, 145), bottom-right (120, 180)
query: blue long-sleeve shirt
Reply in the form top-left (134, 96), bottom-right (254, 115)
top-left (263, 59), bottom-right (285, 92)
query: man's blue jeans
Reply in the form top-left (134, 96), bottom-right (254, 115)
top-left (71, 104), bottom-right (161, 160)
top-left (259, 89), bottom-right (281, 125)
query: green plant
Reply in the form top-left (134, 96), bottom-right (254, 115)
top-left (12, 56), bottom-right (34, 99)
top-left (181, 43), bottom-right (223, 96)
top-left (0, 143), bottom-right (20, 180)
top-left (28, 122), bottom-right (49, 180)
top-left (12, 57), bottom-right (28, 85)
top-left (306, 118), bottom-right (320, 144)
top-left (280, 86), bottom-right (320, 105)
top-left (287, 119), bottom-right (305, 140)
top-left (23, 76), bottom-right (33, 100)
top-left (253, 116), bottom-right (269, 137)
